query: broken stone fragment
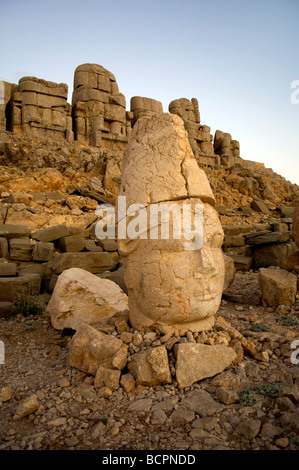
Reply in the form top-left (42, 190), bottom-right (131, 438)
top-left (13, 394), bottom-right (39, 421)
top-left (47, 267), bottom-right (128, 330)
top-left (174, 343), bottom-right (237, 389)
top-left (68, 323), bottom-right (128, 375)
top-left (128, 346), bottom-right (172, 386)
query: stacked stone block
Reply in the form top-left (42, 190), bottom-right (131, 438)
top-left (72, 64), bottom-right (131, 152)
top-left (169, 98), bottom-right (219, 167)
top-left (9, 77), bottom-right (73, 141)
top-left (130, 96), bottom-right (163, 126)
top-left (214, 130), bottom-right (240, 166)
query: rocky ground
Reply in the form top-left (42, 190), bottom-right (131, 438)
top-left (0, 271), bottom-right (298, 452)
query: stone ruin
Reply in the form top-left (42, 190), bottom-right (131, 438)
top-left (0, 63), bottom-right (241, 170)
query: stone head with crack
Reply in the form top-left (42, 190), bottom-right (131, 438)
top-left (118, 113), bottom-right (224, 335)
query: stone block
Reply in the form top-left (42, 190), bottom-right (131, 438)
top-left (0, 225), bottom-right (30, 240)
top-left (18, 77), bottom-right (68, 98)
top-left (31, 225), bottom-right (70, 242)
top-left (0, 238), bottom-right (8, 258)
top-left (0, 274), bottom-right (41, 302)
top-left (32, 242), bottom-right (54, 262)
top-left (230, 255), bottom-right (253, 271)
top-left (283, 250), bottom-right (299, 273)
top-left (175, 343), bottom-right (237, 389)
top-left (9, 238), bottom-right (32, 261)
top-left (252, 242), bottom-right (297, 268)
top-left (0, 262), bottom-right (17, 277)
top-left (45, 251), bottom-right (117, 274)
top-left (0, 302), bottom-right (13, 318)
top-left (259, 267), bottom-right (297, 307)
top-left (245, 231), bottom-right (290, 245)
top-left (251, 199), bottom-right (271, 215)
top-left (224, 234), bottom-right (245, 248)
top-left (57, 235), bottom-right (85, 253)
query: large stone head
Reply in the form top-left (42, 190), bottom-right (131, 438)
top-left (118, 113), bottom-right (224, 335)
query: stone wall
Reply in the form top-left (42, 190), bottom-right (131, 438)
top-left (8, 77), bottom-right (73, 141)
top-left (1, 63), bottom-right (242, 170)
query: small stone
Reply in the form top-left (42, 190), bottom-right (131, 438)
top-left (274, 437), bottom-right (289, 448)
top-left (217, 387), bottom-right (239, 404)
top-left (13, 394), bottom-right (39, 421)
top-left (0, 386), bottom-right (12, 402)
top-left (58, 377), bottom-right (71, 388)
top-left (48, 417), bottom-right (67, 427)
top-left (169, 408), bottom-right (195, 424)
top-left (120, 373), bottom-right (135, 393)
top-left (151, 409), bottom-right (167, 425)
top-left (237, 419), bottom-right (261, 438)
top-left (97, 386), bottom-right (113, 398)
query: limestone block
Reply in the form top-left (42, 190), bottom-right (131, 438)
top-left (259, 267), bottom-right (297, 306)
top-left (32, 242), bottom-right (54, 262)
top-left (68, 323), bottom-right (128, 375)
top-left (45, 251), bottom-right (117, 275)
top-left (118, 113), bottom-right (224, 334)
top-left (0, 262), bottom-right (17, 277)
top-left (47, 267), bottom-right (128, 330)
top-left (0, 302), bottom-right (13, 318)
top-left (104, 103), bottom-right (126, 123)
top-left (251, 199), bottom-right (271, 215)
top-left (18, 77), bottom-right (68, 98)
top-left (9, 238), bottom-right (32, 261)
top-left (0, 238), bottom-right (8, 258)
top-left (0, 224), bottom-right (30, 240)
top-left (57, 235), bottom-right (85, 253)
top-left (252, 242), bottom-right (297, 269)
top-left (175, 343), bottom-right (237, 389)
top-left (31, 224), bottom-right (70, 242)
top-left (245, 231), bottom-right (290, 245)
top-left (128, 346), bottom-right (172, 386)
top-left (0, 274), bottom-right (41, 302)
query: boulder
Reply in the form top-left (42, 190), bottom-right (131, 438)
top-left (259, 267), bottom-right (297, 307)
top-left (174, 343), bottom-right (237, 389)
top-left (68, 323), bottom-right (128, 375)
top-left (0, 262), bottom-right (17, 277)
top-left (47, 267), bottom-right (128, 330)
top-left (128, 346), bottom-right (172, 386)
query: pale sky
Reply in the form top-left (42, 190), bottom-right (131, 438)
top-left (0, 0), bottom-right (298, 185)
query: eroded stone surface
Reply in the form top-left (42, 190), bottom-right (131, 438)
top-left (118, 113), bottom-right (225, 334)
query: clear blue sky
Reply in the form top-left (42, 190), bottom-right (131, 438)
top-left (1, 0), bottom-right (298, 185)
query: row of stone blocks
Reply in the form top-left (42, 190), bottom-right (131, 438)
top-left (222, 217), bottom-right (296, 270)
top-left (0, 223), bottom-right (123, 315)
top-left (1, 63), bottom-right (241, 167)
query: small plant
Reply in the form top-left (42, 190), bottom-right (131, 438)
top-left (281, 315), bottom-right (299, 326)
top-left (10, 292), bottom-right (43, 317)
top-left (249, 323), bottom-right (277, 333)
top-left (239, 383), bottom-right (284, 407)
top-left (101, 417), bottom-right (108, 426)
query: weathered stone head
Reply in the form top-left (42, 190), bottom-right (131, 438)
top-left (118, 113), bottom-right (224, 335)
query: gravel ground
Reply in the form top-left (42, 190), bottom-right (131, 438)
top-left (0, 272), bottom-right (299, 452)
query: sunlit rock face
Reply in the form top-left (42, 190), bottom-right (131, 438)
top-left (118, 113), bottom-right (224, 335)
